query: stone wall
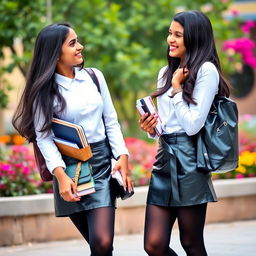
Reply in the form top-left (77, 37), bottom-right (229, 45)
top-left (0, 178), bottom-right (256, 246)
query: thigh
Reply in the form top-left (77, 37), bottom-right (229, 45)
top-left (86, 207), bottom-right (115, 244)
top-left (144, 204), bottom-right (177, 246)
top-left (177, 203), bottom-right (207, 242)
top-left (69, 210), bottom-right (89, 242)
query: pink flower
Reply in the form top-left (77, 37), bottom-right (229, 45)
top-left (223, 38), bottom-right (256, 68)
top-left (236, 173), bottom-right (245, 179)
top-left (0, 184), bottom-right (6, 190)
top-left (14, 163), bottom-right (23, 168)
top-left (8, 170), bottom-right (15, 175)
top-left (241, 20), bottom-right (256, 33)
top-left (22, 166), bottom-right (30, 175)
top-left (231, 9), bottom-right (239, 16)
top-left (1, 164), bottom-right (11, 171)
top-left (248, 173), bottom-right (255, 178)
top-left (47, 188), bottom-right (53, 193)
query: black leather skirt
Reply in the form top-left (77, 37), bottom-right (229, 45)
top-left (147, 133), bottom-right (217, 207)
top-left (53, 139), bottom-right (116, 217)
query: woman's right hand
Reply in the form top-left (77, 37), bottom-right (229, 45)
top-left (53, 167), bottom-right (81, 202)
top-left (139, 113), bottom-right (158, 136)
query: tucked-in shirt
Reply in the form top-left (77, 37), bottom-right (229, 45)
top-left (155, 62), bottom-right (219, 137)
top-left (35, 67), bottom-right (128, 173)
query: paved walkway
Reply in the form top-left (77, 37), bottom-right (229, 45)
top-left (0, 220), bottom-right (255, 256)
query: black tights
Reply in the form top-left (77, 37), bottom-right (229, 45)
top-left (69, 207), bottom-right (115, 256)
top-left (144, 203), bottom-right (208, 256)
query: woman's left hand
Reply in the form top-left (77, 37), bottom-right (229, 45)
top-left (172, 67), bottom-right (189, 88)
top-left (112, 154), bottom-right (134, 193)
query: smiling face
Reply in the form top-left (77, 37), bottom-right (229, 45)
top-left (57, 28), bottom-right (84, 69)
top-left (167, 21), bottom-right (186, 62)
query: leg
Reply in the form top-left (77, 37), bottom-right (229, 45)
top-left (69, 210), bottom-right (89, 242)
top-left (87, 206), bottom-right (115, 256)
top-left (144, 204), bottom-right (178, 256)
top-left (177, 203), bottom-right (208, 256)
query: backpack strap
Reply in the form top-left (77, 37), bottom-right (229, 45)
top-left (85, 68), bottom-right (101, 94)
top-left (84, 68), bottom-right (116, 159)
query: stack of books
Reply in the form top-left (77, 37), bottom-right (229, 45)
top-left (66, 161), bottom-right (95, 196)
top-left (52, 118), bottom-right (93, 161)
top-left (52, 118), bottom-right (95, 196)
top-left (136, 96), bottom-right (163, 136)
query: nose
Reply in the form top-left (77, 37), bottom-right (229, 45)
top-left (167, 34), bottom-right (174, 44)
top-left (77, 42), bottom-right (84, 50)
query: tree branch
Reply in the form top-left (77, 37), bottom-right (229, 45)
top-left (9, 46), bottom-right (26, 77)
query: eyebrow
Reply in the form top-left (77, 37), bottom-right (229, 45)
top-left (68, 37), bottom-right (78, 44)
top-left (169, 29), bottom-right (183, 35)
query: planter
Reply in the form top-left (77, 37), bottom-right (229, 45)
top-left (1, 178), bottom-right (256, 246)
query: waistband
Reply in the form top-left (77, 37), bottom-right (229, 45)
top-left (161, 133), bottom-right (193, 143)
top-left (89, 138), bottom-right (108, 149)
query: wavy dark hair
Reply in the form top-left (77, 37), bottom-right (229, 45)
top-left (12, 23), bottom-right (84, 142)
top-left (152, 10), bottom-right (230, 103)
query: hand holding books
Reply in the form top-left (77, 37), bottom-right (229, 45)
top-left (52, 118), bottom-right (95, 197)
top-left (111, 159), bottom-right (134, 200)
top-left (136, 96), bottom-right (162, 136)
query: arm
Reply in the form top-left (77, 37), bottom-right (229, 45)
top-left (92, 68), bottom-right (133, 191)
top-left (139, 67), bottom-right (167, 139)
top-left (171, 62), bottom-right (219, 136)
top-left (34, 107), bottom-right (80, 201)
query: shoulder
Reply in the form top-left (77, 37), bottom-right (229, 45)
top-left (158, 66), bottom-right (168, 79)
top-left (90, 67), bottom-right (105, 79)
top-left (157, 66), bottom-right (168, 88)
top-left (197, 62), bottom-right (219, 77)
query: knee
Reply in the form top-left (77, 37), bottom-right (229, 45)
top-left (90, 236), bottom-right (113, 255)
top-left (144, 239), bottom-right (165, 256)
top-left (180, 237), bottom-right (206, 256)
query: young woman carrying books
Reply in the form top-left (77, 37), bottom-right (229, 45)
top-left (12, 23), bottom-right (133, 256)
top-left (139, 11), bottom-right (230, 256)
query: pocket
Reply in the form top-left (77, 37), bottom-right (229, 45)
top-left (153, 146), bottom-right (171, 172)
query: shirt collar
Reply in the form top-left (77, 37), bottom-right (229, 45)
top-left (55, 67), bottom-right (86, 90)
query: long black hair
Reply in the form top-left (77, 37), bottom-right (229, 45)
top-left (152, 11), bottom-right (230, 103)
top-left (12, 23), bottom-right (83, 142)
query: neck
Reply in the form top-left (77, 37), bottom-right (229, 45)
top-left (180, 57), bottom-right (185, 68)
top-left (56, 64), bottom-right (75, 79)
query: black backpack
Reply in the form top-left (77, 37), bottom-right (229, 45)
top-left (196, 96), bottom-right (239, 173)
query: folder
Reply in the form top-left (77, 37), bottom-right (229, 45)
top-left (52, 118), bottom-right (93, 161)
top-left (136, 96), bottom-right (163, 136)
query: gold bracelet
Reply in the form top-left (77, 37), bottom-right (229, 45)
top-left (171, 87), bottom-right (183, 98)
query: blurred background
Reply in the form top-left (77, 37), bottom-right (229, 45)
top-left (0, 0), bottom-right (256, 192)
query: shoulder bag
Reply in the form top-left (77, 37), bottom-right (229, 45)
top-left (197, 96), bottom-right (239, 173)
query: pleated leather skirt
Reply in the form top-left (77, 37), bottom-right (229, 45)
top-left (147, 133), bottom-right (217, 207)
top-left (53, 139), bottom-right (116, 217)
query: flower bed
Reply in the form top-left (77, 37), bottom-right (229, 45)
top-left (0, 143), bottom-right (52, 196)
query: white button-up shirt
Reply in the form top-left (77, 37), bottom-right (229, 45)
top-left (156, 62), bottom-right (219, 137)
top-left (35, 67), bottom-right (128, 173)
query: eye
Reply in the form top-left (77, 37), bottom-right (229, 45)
top-left (176, 33), bottom-right (183, 38)
top-left (69, 39), bottom-right (76, 47)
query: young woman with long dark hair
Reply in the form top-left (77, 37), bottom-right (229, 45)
top-left (139, 11), bottom-right (230, 256)
top-left (13, 23), bottom-right (133, 256)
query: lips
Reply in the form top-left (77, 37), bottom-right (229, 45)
top-left (75, 52), bottom-right (82, 57)
top-left (169, 45), bottom-right (177, 51)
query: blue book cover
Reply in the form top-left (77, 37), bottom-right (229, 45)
top-left (52, 118), bottom-right (87, 148)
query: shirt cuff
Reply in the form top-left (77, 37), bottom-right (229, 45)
top-left (147, 132), bottom-right (159, 139)
top-left (172, 91), bottom-right (183, 104)
top-left (113, 148), bottom-right (130, 159)
top-left (47, 159), bottom-right (66, 174)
